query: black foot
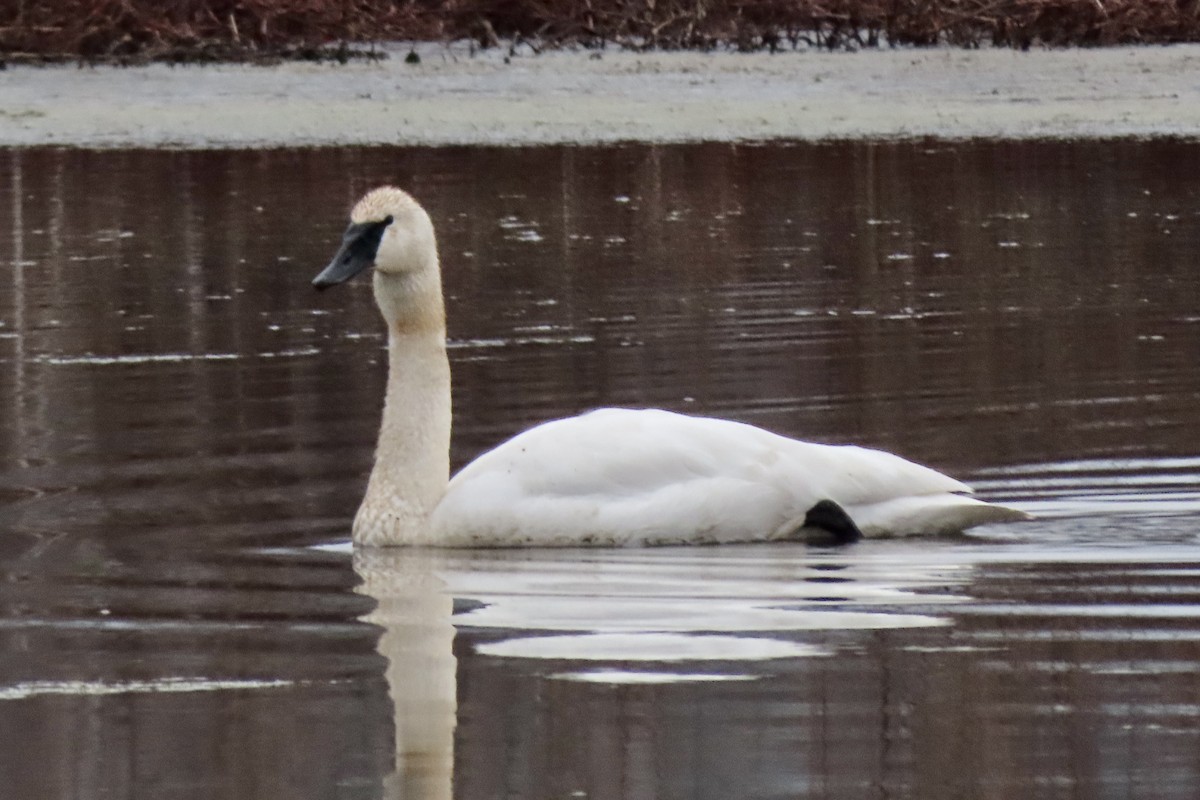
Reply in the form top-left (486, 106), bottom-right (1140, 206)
top-left (803, 499), bottom-right (863, 545)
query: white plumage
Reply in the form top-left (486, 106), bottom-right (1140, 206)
top-left (432, 408), bottom-right (1023, 546)
top-left (313, 186), bottom-right (1030, 547)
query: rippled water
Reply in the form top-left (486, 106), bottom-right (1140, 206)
top-left (3, 141), bottom-right (1200, 798)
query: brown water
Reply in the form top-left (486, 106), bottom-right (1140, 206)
top-left (2, 141), bottom-right (1200, 799)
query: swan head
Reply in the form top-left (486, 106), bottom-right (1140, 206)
top-left (312, 186), bottom-right (437, 289)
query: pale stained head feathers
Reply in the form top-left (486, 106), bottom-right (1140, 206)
top-left (313, 185), bottom-right (444, 329)
top-left (351, 186), bottom-right (438, 278)
top-left (350, 186), bottom-right (421, 226)
top-left (334, 186), bottom-right (445, 335)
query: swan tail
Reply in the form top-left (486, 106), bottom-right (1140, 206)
top-left (847, 494), bottom-right (1033, 538)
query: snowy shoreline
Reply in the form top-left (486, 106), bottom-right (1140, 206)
top-left (3, 43), bottom-right (1200, 148)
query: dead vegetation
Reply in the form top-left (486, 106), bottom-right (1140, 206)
top-left (4, 0), bottom-right (1200, 63)
top-left (0, 0), bottom-right (433, 63)
top-left (461, 0), bottom-right (1200, 51)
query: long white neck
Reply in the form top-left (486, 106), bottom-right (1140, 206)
top-left (353, 269), bottom-right (451, 546)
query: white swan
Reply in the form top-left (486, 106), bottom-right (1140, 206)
top-left (314, 186), bottom-right (1030, 547)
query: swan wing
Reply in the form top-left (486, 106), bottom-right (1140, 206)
top-left (430, 408), bottom-right (1021, 546)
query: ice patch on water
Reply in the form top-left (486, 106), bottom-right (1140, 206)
top-left (35, 347), bottom-right (320, 366)
top-left (457, 597), bottom-right (949, 633)
top-left (0, 677), bottom-right (295, 701)
top-left (446, 335), bottom-right (595, 349)
top-left (551, 669), bottom-right (758, 684)
top-left (477, 633), bottom-right (827, 661)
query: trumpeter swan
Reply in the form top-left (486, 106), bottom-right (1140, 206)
top-left (313, 186), bottom-right (1030, 547)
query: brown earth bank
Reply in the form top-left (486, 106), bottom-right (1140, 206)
top-left (4, 0), bottom-right (1200, 64)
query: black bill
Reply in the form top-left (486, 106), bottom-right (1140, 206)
top-left (312, 216), bottom-right (393, 290)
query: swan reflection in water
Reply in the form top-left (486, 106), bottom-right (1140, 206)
top-left (354, 549), bottom-right (457, 800)
top-left (350, 544), bottom-right (970, 798)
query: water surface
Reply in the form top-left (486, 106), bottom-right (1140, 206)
top-left (2, 141), bottom-right (1200, 798)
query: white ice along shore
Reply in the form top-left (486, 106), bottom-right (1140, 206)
top-left (3, 42), bottom-right (1200, 148)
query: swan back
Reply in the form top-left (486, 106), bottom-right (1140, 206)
top-left (429, 408), bottom-right (1014, 547)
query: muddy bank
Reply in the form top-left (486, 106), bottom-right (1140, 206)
top-left (3, 43), bottom-right (1200, 148)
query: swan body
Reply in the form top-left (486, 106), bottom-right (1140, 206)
top-left (431, 407), bottom-right (1022, 546)
top-left (314, 186), bottom-right (1031, 547)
